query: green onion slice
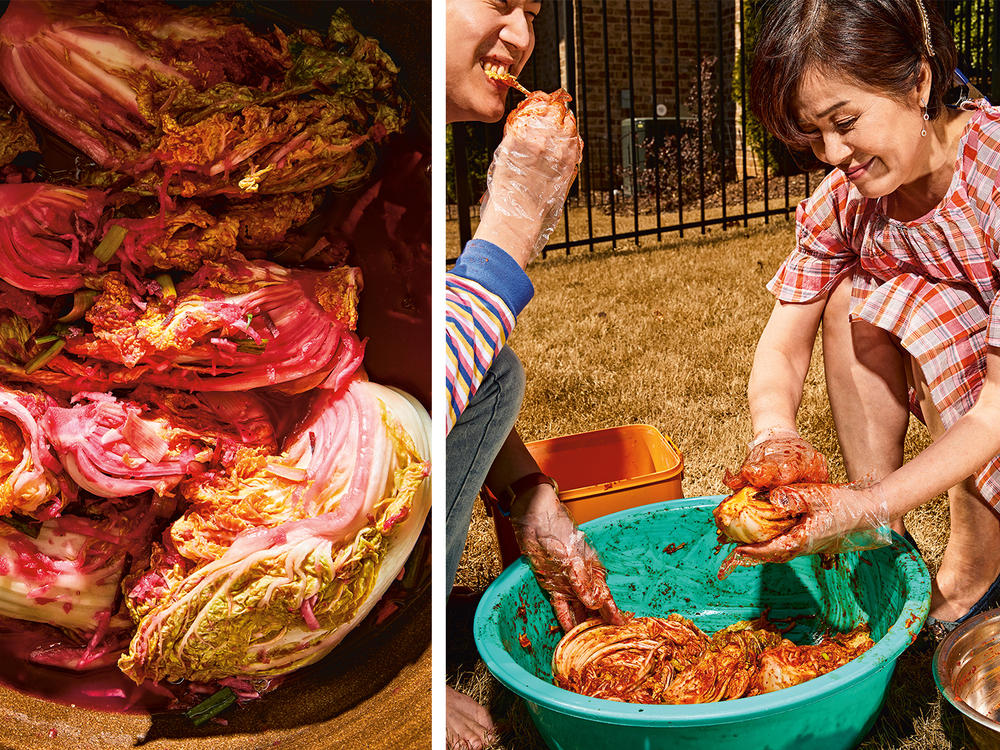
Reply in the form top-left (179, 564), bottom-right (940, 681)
top-left (24, 340), bottom-right (65, 374)
top-left (93, 225), bottom-right (127, 263)
top-left (155, 274), bottom-right (176, 298)
top-left (185, 687), bottom-right (237, 727)
top-left (57, 290), bottom-right (99, 323)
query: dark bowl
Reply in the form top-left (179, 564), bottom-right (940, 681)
top-left (0, 1), bottom-right (431, 746)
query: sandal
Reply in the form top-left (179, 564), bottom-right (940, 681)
top-left (926, 569), bottom-right (1000, 639)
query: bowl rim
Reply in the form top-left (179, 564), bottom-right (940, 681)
top-left (473, 495), bottom-right (932, 726)
top-left (932, 607), bottom-right (1000, 732)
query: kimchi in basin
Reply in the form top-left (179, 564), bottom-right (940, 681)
top-left (474, 497), bottom-right (930, 750)
top-left (0, 0), bottom-right (431, 747)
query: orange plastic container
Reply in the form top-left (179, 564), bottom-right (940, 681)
top-left (486, 424), bottom-right (684, 569)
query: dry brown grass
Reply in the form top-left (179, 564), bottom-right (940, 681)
top-left (448, 220), bottom-right (969, 749)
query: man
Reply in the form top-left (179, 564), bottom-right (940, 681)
top-left (446, 2), bottom-right (622, 747)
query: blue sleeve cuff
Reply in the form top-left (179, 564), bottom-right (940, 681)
top-left (450, 239), bottom-right (535, 317)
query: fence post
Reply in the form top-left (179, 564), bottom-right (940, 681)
top-left (993, 0), bottom-right (1000, 104)
top-left (453, 124), bottom-right (473, 251)
top-left (498, 0), bottom-right (994, 256)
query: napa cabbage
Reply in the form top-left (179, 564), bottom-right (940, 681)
top-left (119, 380), bottom-right (430, 683)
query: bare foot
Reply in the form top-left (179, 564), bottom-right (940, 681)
top-left (930, 560), bottom-right (1000, 622)
top-left (929, 479), bottom-right (1000, 623)
top-left (446, 686), bottom-right (497, 750)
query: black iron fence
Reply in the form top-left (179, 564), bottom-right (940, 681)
top-left (447, 0), bottom-right (999, 261)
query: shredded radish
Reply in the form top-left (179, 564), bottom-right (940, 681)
top-left (121, 412), bottom-right (170, 464)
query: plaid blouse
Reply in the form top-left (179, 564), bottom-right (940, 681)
top-left (768, 102), bottom-right (1000, 506)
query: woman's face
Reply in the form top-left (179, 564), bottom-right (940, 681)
top-left (793, 65), bottom-right (930, 198)
top-left (446, 0), bottom-right (541, 124)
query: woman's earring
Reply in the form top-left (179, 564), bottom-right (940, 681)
top-left (921, 101), bottom-right (929, 136)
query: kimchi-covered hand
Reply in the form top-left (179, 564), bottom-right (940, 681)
top-left (733, 482), bottom-right (892, 564)
top-left (724, 431), bottom-right (829, 491)
top-left (510, 485), bottom-right (624, 631)
top-left (477, 90), bottom-right (583, 264)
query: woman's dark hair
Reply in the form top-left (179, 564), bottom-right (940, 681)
top-left (749, 0), bottom-right (957, 150)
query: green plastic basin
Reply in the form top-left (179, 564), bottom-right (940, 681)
top-left (473, 496), bottom-right (930, 750)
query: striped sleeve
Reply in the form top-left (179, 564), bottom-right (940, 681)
top-left (446, 240), bottom-right (534, 434)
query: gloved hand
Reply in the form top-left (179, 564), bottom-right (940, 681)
top-left (724, 431), bottom-right (829, 491)
top-left (479, 89), bottom-right (583, 263)
top-left (731, 481), bottom-right (892, 565)
top-left (510, 483), bottom-right (624, 631)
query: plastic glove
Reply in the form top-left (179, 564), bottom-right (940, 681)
top-left (479, 89), bottom-right (583, 262)
top-left (730, 482), bottom-right (892, 566)
top-left (510, 486), bottom-right (624, 632)
top-left (724, 432), bottom-right (829, 491)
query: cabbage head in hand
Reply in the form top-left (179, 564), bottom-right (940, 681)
top-left (713, 487), bottom-right (797, 545)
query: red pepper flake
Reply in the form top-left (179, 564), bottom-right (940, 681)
top-left (516, 604), bottom-right (527, 623)
top-left (548, 624), bottom-right (561, 634)
top-left (662, 542), bottom-right (687, 554)
top-left (518, 632), bottom-right (533, 653)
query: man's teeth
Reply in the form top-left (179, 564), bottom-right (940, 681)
top-left (483, 62), bottom-right (509, 77)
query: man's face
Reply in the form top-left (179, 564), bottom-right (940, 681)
top-left (446, 0), bottom-right (541, 124)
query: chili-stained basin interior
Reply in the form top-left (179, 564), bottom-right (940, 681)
top-left (474, 496), bottom-right (930, 750)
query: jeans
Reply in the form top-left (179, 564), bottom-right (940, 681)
top-left (445, 346), bottom-right (525, 596)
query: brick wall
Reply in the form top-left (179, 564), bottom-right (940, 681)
top-left (570, 0), bottom-right (737, 192)
top-left (455, 2), bottom-right (740, 204)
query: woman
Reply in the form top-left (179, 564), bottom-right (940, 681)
top-left (445, 1), bottom-right (621, 747)
top-left (732, 0), bottom-right (1000, 634)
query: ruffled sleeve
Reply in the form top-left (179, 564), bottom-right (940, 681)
top-left (767, 170), bottom-right (863, 303)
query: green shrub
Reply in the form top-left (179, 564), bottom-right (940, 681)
top-left (735, 0), bottom-right (804, 176)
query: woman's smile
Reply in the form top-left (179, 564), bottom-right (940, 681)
top-left (791, 66), bottom-right (932, 198)
top-left (844, 157), bottom-right (875, 181)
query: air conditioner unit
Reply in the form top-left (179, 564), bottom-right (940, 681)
top-left (620, 116), bottom-right (695, 196)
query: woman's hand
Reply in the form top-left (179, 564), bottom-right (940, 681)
top-left (733, 482), bottom-right (892, 564)
top-left (725, 432), bottom-right (830, 491)
top-left (510, 483), bottom-right (624, 631)
top-left (474, 90), bottom-right (583, 266)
